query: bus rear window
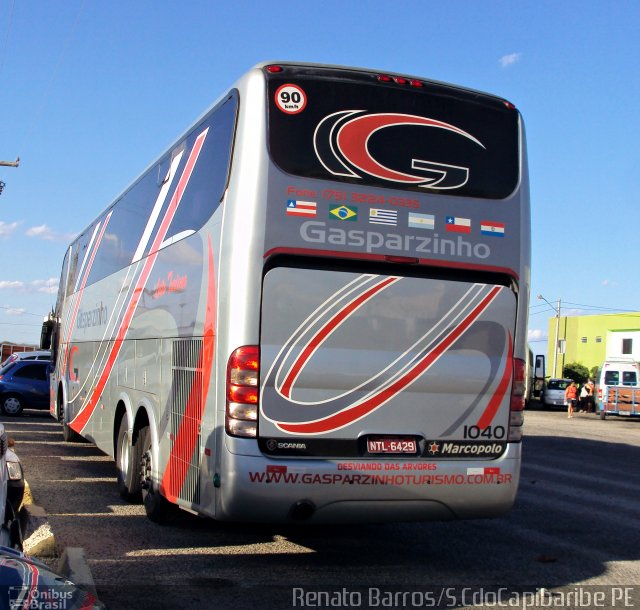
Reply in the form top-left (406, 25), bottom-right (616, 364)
top-left (267, 70), bottom-right (519, 200)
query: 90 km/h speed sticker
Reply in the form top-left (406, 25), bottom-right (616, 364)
top-left (275, 84), bottom-right (307, 114)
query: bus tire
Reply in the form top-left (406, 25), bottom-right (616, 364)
top-left (59, 400), bottom-right (82, 443)
top-left (139, 425), bottom-right (175, 524)
top-left (62, 420), bottom-right (81, 442)
top-left (116, 417), bottom-right (143, 502)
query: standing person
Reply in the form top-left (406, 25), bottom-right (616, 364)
top-left (579, 381), bottom-right (589, 412)
top-left (565, 380), bottom-right (578, 418)
top-left (586, 378), bottom-right (595, 413)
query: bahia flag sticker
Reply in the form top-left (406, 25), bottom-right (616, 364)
top-left (408, 212), bottom-right (435, 230)
top-left (286, 200), bottom-right (317, 217)
top-left (445, 216), bottom-right (471, 233)
top-left (480, 220), bottom-right (505, 237)
top-left (369, 208), bottom-right (397, 226)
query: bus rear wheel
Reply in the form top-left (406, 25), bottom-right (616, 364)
top-left (139, 425), bottom-right (176, 524)
top-left (116, 417), bottom-right (143, 502)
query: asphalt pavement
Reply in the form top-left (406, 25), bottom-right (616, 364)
top-left (2, 404), bottom-right (639, 609)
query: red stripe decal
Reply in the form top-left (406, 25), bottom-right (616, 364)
top-left (61, 213), bottom-right (112, 377)
top-left (280, 277), bottom-right (398, 398)
top-left (278, 286), bottom-right (501, 434)
top-left (160, 236), bottom-right (216, 502)
top-left (475, 333), bottom-right (513, 430)
top-left (70, 129), bottom-right (208, 434)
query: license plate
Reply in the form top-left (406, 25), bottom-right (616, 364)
top-left (367, 437), bottom-right (417, 454)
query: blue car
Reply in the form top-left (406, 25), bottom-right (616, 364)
top-left (0, 360), bottom-right (51, 415)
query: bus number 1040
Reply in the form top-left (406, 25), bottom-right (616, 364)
top-left (463, 425), bottom-right (506, 440)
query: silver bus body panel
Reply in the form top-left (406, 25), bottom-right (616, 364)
top-left (217, 443), bottom-right (521, 523)
top-left (49, 63), bottom-right (528, 523)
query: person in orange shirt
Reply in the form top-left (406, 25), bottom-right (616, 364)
top-left (565, 380), bottom-right (578, 418)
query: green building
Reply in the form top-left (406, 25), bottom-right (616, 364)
top-left (545, 312), bottom-right (640, 378)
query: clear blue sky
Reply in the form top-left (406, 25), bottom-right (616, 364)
top-left (1, 1), bottom-right (638, 350)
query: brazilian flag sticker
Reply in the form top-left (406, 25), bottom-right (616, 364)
top-left (329, 205), bottom-right (358, 221)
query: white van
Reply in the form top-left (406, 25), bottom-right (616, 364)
top-left (597, 358), bottom-right (640, 419)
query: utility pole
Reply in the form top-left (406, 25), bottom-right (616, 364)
top-left (0, 157), bottom-right (19, 195)
top-left (553, 299), bottom-right (561, 377)
top-left (538, 295), bottom-right (562, 377)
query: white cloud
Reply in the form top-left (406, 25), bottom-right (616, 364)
top-left (0, 221), bottom-right (20, 238)
top-left (499, 52), bottom-right (522, 68)
top-left (0, 280), bottom-right (24, 290)
top-left (528, 328), bottom-right (546, 342)
top-left (601, 279), bottom-right (618, 287)
top-left (26, 224), bottom-right (57, 240)
top-left (2, 306), bottom-right (26, 316)
top-left (0, 278), bottom-right (58, 294)
top-left (29, 278), bottom-right (59, 294)
top-left (26, 224), bottom-right (76, 242)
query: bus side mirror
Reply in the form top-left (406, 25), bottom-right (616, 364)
top-left (40, 318), bottom-right (55, 350)
top-left (40, 323), bottom-right (51, 349)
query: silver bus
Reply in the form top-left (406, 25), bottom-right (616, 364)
top-left (47, 62), bottom-right (530, 523)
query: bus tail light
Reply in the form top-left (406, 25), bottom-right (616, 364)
top-left (508, 357), bottom-right (526, 442)
top-left (226, 346), bottom-right (259, 438)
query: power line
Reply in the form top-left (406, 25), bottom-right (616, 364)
top-left (0, 0), bottom-right (16, 77)
top-left (0, 322), bottom-right (41, 327)
top-left (19, 0), bottom-right (86, 152)
top-left (561, 301), bottom-right (640, 314)
top-left (530, 300), bottom-right (639, 316)
top-left (0, 305), bottom-right (44, 318)
top-left (529, 308), bottom-right (556, 317)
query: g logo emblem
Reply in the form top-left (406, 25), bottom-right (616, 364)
top-left (313, 111), bottom-right (484, 190)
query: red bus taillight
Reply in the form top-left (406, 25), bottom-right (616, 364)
top-left (226, 346), bottom-right (259, 438)
top-left (508, 358), bottom-right (525, 442)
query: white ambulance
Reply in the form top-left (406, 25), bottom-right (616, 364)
top-left (597, 358), bottom-right (640, 419)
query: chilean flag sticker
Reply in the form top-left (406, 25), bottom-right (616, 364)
top-left (445, 216), bottom-right (471, 233)
top-left (480, 220), bottom-right (505, 237)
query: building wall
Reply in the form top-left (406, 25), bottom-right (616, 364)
top-left (545, 312), bottom-right (640, 377)
top-left (606, 330), bottom-right (640, 360)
